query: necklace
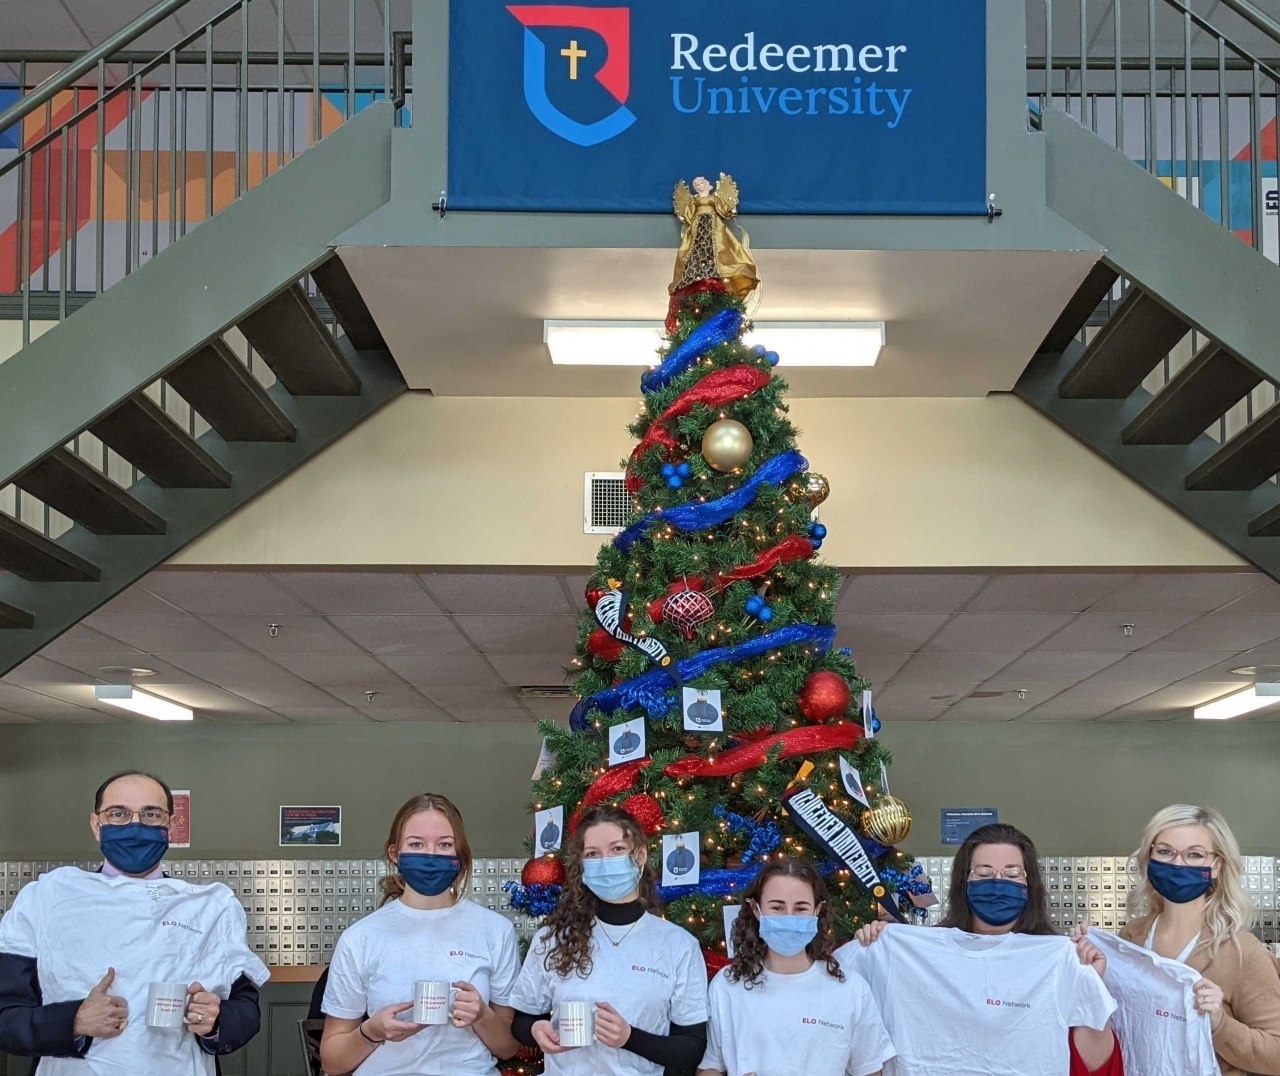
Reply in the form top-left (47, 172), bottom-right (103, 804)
top-left (597, 918), bottom-right (641, 948)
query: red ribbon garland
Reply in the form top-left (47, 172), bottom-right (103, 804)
top-left (626, 365), bottom-right (772, 492)
top-left (709, 534), bottom-right (814, 591)
top-left (569, 758), bottom-right (652, 831)
top-left (665, 279), bottom-right (729, 334)
top-left (663, 722), bottom-right (863, 780)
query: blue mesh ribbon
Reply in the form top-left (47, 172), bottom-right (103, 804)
top-left (640, 308), bottom-right (743, 393)
top-left (614, 450), bottom-right (807, 553)
top-left (569, 622), bottom-right (836, 730)
top-left (503, 880), bottom-right (561, 917)
top-left (657, 859), bottom-right (838, 903)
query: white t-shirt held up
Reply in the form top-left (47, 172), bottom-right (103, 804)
top-left (701, 960), bottom-right (896, 1076)
top-left (0, 866), bottom-right (269, 1076)
top-left (323, 896), bottom-right (520, 1076)
top-left (837, 926), bottom-right (1116, 1076)
top-left (510, 912), bottom-right (709, 1076)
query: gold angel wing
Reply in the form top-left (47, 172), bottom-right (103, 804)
top-left (713, 172), bottom-right (740, 217)
top-left (672, 179), bottom-right (694, 220)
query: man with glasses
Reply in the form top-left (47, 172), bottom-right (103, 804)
top-left (0, 771), bottom-right (267, 1074)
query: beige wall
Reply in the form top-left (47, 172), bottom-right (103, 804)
top-left (175, 392), bottom-right (1243, 570)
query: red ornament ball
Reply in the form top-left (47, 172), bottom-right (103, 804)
top-left (587, 628), bottom-right (624, 662)
top-left (521, 854), bottom-right (565, 888)
top-left (702, 948), bottom-right (730, 978)
top-left (620, 793), bottom-right (664, 836)
top-left (585, 586), bottom-right (605, 610)
top-left (797, 671), bottom-right (852, 723)
top-left (663, 588), bottom-right (715, 640)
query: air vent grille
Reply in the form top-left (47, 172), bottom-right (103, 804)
top-left (584, 472), bottom-right (628, 534)
top-left (519, 685), bottom-right (577, 699)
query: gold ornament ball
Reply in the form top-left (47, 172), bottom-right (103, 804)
top-left (701, 419), bottom-right (754, 472)
top-left (859, 796), bottom-right (912, 846)
top-left (804, 473), bottom-right (831, 509)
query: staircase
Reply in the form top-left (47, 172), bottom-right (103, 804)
top-left (1016, 0), bottom-right (1280, 582)
top-left (0, 1), bottom-right (406, 673)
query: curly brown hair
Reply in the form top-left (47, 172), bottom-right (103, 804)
top-left (726, 859), bottom-right (845, 988)
top-left (379, 793), bottom-right (472, 906)
top-left (540, 805), bottom-right (658, 979)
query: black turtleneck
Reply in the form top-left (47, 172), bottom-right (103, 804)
top-left (509, 898), bottom-right (708, 1074)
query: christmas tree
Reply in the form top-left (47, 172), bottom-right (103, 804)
top-left (509, 173), bottom-right (925, 986)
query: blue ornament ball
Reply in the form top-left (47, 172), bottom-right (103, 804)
top-left (811, 539), bottom-right (823, 550)
top-left (872, 716), bottom-right (882, 733)
top-left (811, 523), bottom-right (828, 540)
top-left (745, 596), bottom-right (763, 615)
top-left (676, 462), bottom-right (690, 477)
top-left (752, 344), bottom-right (767, 356)
top-left (759, 607), bottom-right (774, 622)
top-left (661, 463), bottom-right (676, 478)
top-left (766, 351), bottom-right (780, 366)
top-left (667, 476), bottom-right (683, 489)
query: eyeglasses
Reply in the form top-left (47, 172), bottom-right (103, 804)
top-left (968, 866), bottom-right (1027, 881)
top-left (98, 807), bottom-right (170, 827)
top-left (1150, 843), bottom-right (1217, 867)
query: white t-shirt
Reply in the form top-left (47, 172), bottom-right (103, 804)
top-left (510, 912), bottom-right (708, 1076)
top-left (701, 961), bottom-right (896, 1076)
top-left (1088, 927), bottom-right (1217, 1076)
top-left (837, 927), bottom-right (1116, 1076)
top-left (0, 866), bottom-right (269, 1076)
top-left (323, 897), bottom-right (520, 1076)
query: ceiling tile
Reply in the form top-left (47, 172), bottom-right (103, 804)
top-left (984, 651), bottom-right (1125, 687)
top-left (444, 707), bottom-right (538, 723)
top-left (269, 654), bottom-right (407, 687)
top-left (1107, 681), bottom-right (1259, 717)
top-left (322, 684), bottom-right (453, 720)
top-left (271, 572), bottom-right (442, 614)
top-left (419, 686), bottom-right (524, 710)
top-left (1089, 572), bottom-right (1266, 613)
top-left (486, 654), bottom-right (575, 687)
top-left (227, 683), bottom-right (347, 709)
top-left (326, 615), bottom-right (473, 656)
top-left (877, 682), bottom-right (980, 711)
top-left (0, 709), bottom-right (40, 724)
top-left (41, 624), bottom-right (142, 656)
top-left (0, 684), bottom-right (117, 721)
top-left (837, 573), bottom-right (988, 613)
top-left (938, 686), bottom-right (1060, 721)
top-left (0, 0), bottom-right (88, 50)
top-left (1216, 580), bottom-right (1280, 614)
top-left (851, 653), bottom-right (912, 686)
top-left (3, 655), bottom-right (93, 687)
top-left (44, 651), bottom-right (202, 685)
top-left (1141, 615), bottom-right (1280, 653)
top-left (1089, 651), bottom-right (1238, 683)
top-left (138, 683), bottom-right (277, 717)
top-left (156, 652), bottom-right (306, 686)
top-left (1019, 706), bottom-right (1104, 722)
top-left (964, 573), bottom-right (1134, 612)
top-left (268, 707), bottom-right (369, 723)
top-left (832, 614), bottom-right (950, 655)
top-left (86, 615), bottom-right (246, 654)
top-left (420, 573), bottom-right (572, 615)
top-left (892, 653), bottom-right (1020, 684)
top-left (457, 615), bottom-right (578, 655)
top-left (522, 697), bottom-right (576, 723)
top-left (1030, 680), bottom-right (1163, 710)
top-left (363, 707), bottom-right (458, 723)
top-left (563, 575), bottom-right (592, 609)
top-left (379, 654), bottom-right (505, 688)
top-left (1035, 613), bottom-right (1198, 653)
top-left (201, 615), bottom-right (364, 655)
top-left (140, 571), bottom-right (312, 616)
top-left (93, 586), bottom-right (182, 616)
top-left (924, 613), bottom-right (1074, 654)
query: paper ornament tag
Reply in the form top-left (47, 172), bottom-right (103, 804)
top-left (531, 738), bottom-right (556, 780)
top-left (661, 831), bottom-right (700, 887)
top-left (839, 756), bottom-right (870, 808)
top-left (534, 805), bottom-right (564, 853)
top-left (723, 904), bottom-right (743, 958)
top-left (879, 760), bottom-right (891, 797)
top-left (861, 690), bottom-right (875, 739)
top-left (682, 687), bottom-right (724, 732)
top-left (608, 717), bottom-right (647, 766)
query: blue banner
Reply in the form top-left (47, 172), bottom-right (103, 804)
top-left (447, 1), bottom-right (987, 215)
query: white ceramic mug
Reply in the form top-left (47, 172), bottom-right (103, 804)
top-left (412, 980), bottom-right (457, 1026)
top-left (555, 999), bottom-right (594, 1048)
top-left (146, 982), bottom-right (188, 1029)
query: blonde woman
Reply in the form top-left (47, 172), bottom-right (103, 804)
top-left (1118, 804), bottom-right (1280, 1076)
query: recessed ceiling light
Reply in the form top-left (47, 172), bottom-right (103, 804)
top-left (1229, 665), bottom-right (1280, 678)
top-left (519, 686), bottom-right (576, 699)
top-left (543, 320), bottom-right (885, 368)
top-left (97, 666), bottom-right (158, 678)
top-left (1193, 684), bottom-right (1280, 721)
top-left (95, 685), bottom-right (193, 722)
top-left (967, 691), bottom-right (1005, 699)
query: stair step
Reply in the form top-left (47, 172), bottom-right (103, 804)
top-left (311, 256), bottom-right (386, 352)
top-left (166, 339), bottom-right (297, 443)
top-left (1039, 261), bottom-right (1120, 355)
top-left (1122, 343), bottom-right (1263, 445)
top-left (13, 448), bottom-right (166, 535)
top-left (90, 394), bottom-right (232, 489)
top-left (1186, 405), bottom-right (1280, 491)
top-left (0, 513), bottom-right (101, 582)
top-left (1249, 502), bottom-right (1280, 537)
top-left (0, 598), bottom-right (34, 630)
top-left (1059, 288), bottom-right (1190, 399)
top-left (238, 283), bottom-right (361, 396)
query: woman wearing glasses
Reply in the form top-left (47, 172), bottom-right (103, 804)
top-left (841, 823), bottom-right (1120, 1076)
top-left (1113, 804), bottom-right (1280, 1076)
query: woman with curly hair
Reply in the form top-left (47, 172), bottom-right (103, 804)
top-left (697, 858), bottom-right (894, 1076)
top-left (510, 804), bottom-right (709, 1075)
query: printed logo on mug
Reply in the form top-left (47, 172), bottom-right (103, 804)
top-left (146, 982), bottom-right (188, 1029)
top-left (556, 999), bottom-right (594, 1048)
top-left (412, 980), bottom-right (456, 1026)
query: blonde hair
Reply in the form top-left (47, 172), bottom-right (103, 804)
top-left (380, 793), bottom-right (472, 906)
top-left (1128, 803), bottom-right (1254, 956)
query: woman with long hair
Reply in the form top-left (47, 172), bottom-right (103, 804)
top-left (842, 822), bottom-right (1120, 1076)
top-left (696, 858), bottom-right (894, 1076)
top-left (510, 804), bottom-right (708, 1075)
top-left (319, 793), bottom-right (520, 1075)
top-left (1110, 803), bottom-right (1280, 1075)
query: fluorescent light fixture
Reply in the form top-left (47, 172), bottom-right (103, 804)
top-left (543, 320), bottom-right (885, 367)
top-left (95, 684), bottom-right (193, 722)
top-left (1193, 684), bottom-right (1280, 721)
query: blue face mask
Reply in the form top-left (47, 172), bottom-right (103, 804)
top-left (757, 913), bottom-right (819, 957)
top-left (397, 853), bottom-right (460, 897)
top-left (99, 822), bottom-right (169, 876)
top-left (1147, 859), bottom-right (1214, 904)
top-left (966, 879), bottom-right (1028, 927)
top-left (582, 854), bottom-right (641, 902)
